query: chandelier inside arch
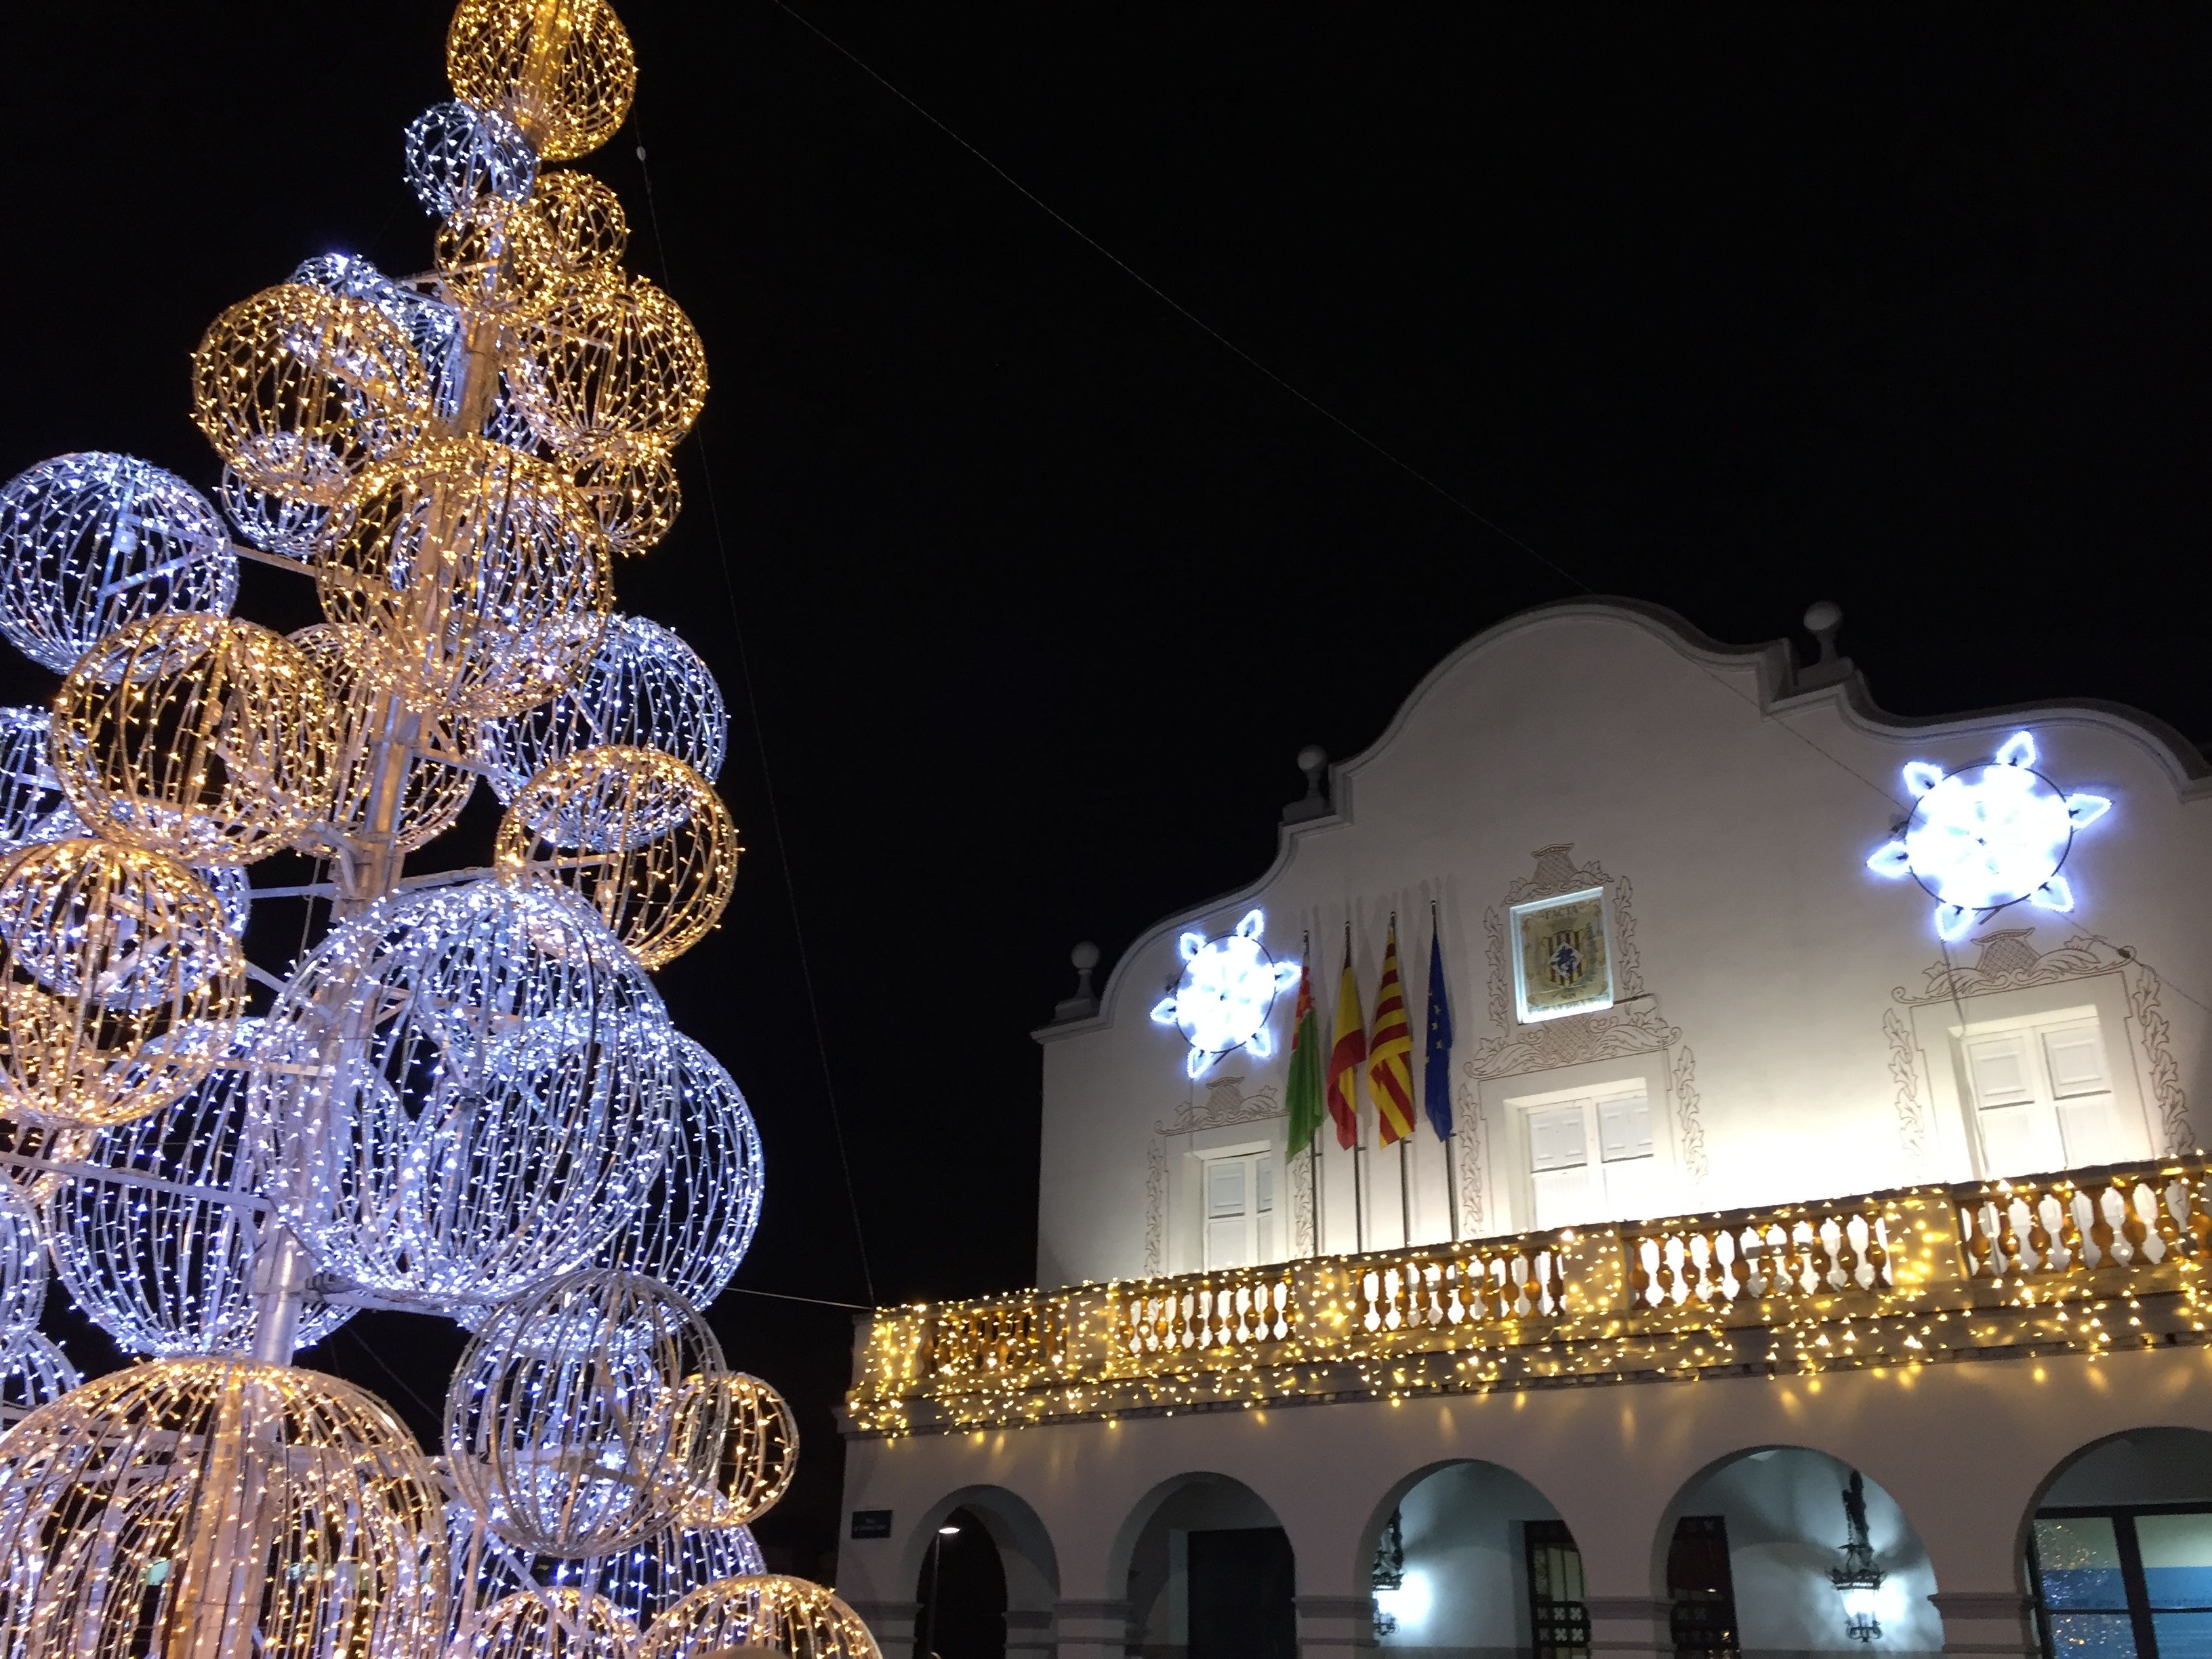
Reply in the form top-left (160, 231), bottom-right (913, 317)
top-left (0, 2), bottom-right (850, 1653)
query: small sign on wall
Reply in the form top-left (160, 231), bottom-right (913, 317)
top-left (851, 1509), bottom-right (893, 1540)
top-left (1509, 887), bottom-right (1615, 1023)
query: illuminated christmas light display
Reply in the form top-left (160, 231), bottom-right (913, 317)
top-left (636, 1575), bottom-right (884, 1659)
top-left (1149, 907), bottom-right (1302, 1078)
top-left (0, 5), bottom-right (844, 1650)
top-left (1865, 729), bottom-right (2112, 941)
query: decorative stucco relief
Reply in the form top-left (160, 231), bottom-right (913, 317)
top-left (1671, 1046), bottom-right (1708, 1180)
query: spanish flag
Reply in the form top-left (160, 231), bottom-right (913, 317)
top-left (1368, 923), bottom-right (1415, 1145)
top-left (1325, 943), bottom-right (1366, 1151)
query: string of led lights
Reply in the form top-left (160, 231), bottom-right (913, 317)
top-left (0, 4), bottom-right (874, 1656)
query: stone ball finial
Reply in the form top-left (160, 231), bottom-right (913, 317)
top-left (1803, 600), bottom-right (1843, 661)
top-left (1296, 744), bottom-right (1327, 775)
top-left (1071, 941), bottom-right (1100, 973)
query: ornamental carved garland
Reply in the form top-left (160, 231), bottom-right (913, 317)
top-left (1889, 928), bottom-right (2193, 1158)
top-left (1143, 1074), bottom-right (1286, 1275)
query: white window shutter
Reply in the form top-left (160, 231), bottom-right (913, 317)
top-left (1967, 1036), bottom-right (2037, 1105)
top-left (2043, 1023), bottom-right (2123, 1168)
top-left (1597, 1094), bottom-right (1654, 1163)
top-left (1529, 1103), bottom-right (1589, 1172)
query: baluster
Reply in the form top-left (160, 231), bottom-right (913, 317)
top-left (2087, 1186), bottom-right (2118, 1270)
top-left (1361, 1268), bottom-right (1381, 1332)
top-left (2150, 1180), bottom-right (2183, 1263)
top-left (1995, 1200), bottom-right (2031, 1279)
top-left (2024, 1193), bottom-right (2053, 1275)
top-left (1958, 1204), bottom-right (1993, 1279)
top-left (1685, 1233), bottom-right (1713, 1306)
top-left (1736, 1227), bottom-right (1767, 1298)
top-left (1863, 1218), bottom-right (1890, 1290)
top-left (2186, 1176), bottom-right (2212, 1260)
top-left (2124, 1184), bottom-right (2155, 1265)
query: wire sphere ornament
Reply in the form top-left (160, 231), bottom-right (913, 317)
top-left (533, 170), bottom-right (630, 278)
top-left (0, 1334), bottom-right (78, 1419)
top-left (191, 283), bottom-right (430, 507)
top-left (219, 462), bottom-right (331, 565)
top-left (495, 747), bottom-right (739, 970)
top-left (0, 1357), bottom-right (449, 1659)
top-left (635, 1576), bottom-right (883, 1659)
top-left (596, 1032), bottom-right (760, 1311)
top-left (448, 0), bottom-right (638, 164)
top-left (317, 434), bottom-right (612, 720)
top-left (575, 447), bottom-right (681, 556)
top-left (0, 709), bottom-right (73, 851)
top-left (672, 1372), bottom-right (797, 1530)
top-left (1866, 729), bottom-right (2115, 941)
top-left (292, 252), bottom-right (470, 430)
top-left (438, 195), bottom-right (569, 314)
top-left (0, 452), bottom-right (238, 674)
top-left (0, 1179), bottom-right (45, 1362)
top-left (451, 1505), bottom-right (764, 1640)
top-left (0, 838), bottom-right (245, 1126)
top-left (407, 100), bottom-right (540, 216)
top-left (291, 623), bottom-right (478, 859)
top-left (41, 1020), bottom-right (354, 1358)
top-left (257, 878), bottom-right (674, 1305)
top-left (52, 613), bottom-right (333, 867)
top-left (446, 1267), bottom-right (730, 1557)
top-left (482, 615), bottom-right (726, 800)
top-left (509, 276), bottom-right (709, 461)
top-left (34, 796), bottom-right (251, 941)
top-left (453, 1589), bottom-right (638, 1659)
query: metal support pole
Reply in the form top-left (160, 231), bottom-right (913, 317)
top-left (1398, 1135), bottom-right (1412, 1248)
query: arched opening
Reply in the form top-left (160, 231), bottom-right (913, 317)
top-left (1359, 1459), bottom-right (1582, 1659)
top-left (1652, 1446), bottom-right (1942, 1656)
top-left (909, 1487), bottom-right (1061, 1659)
top-left (2023, 1427), bottom-right (2212, 1659)
top-left (1113, 1473), bottom-right (1295, 1659)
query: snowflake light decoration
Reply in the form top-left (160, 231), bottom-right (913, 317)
top-left (1865, 729), bottom-right (2112, 942)
top-left (1149, 908), bottom-right (1300, 1078)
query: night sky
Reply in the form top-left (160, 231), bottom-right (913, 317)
top-left (3, 1), bottom-right (2209, 1583)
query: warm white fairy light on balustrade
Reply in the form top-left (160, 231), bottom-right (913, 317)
top-left (675, 1372), bottom-right (799, 1530)
top-left (0, 838), bottom-right (244, 1126)
top-left (52, 612), bottom-right (333, 866)
top-left (637, 1576), bottom-right (884, 1659)
top-left (291, 622), bottom-right (479, 857)
top-left (447, 0), bottom-right (638, 164)
top-left (510, 275), bottom-right (710, 460)
top-left (191, 282), bottom-right (430, 506)
top-left (496, 745), bottom-right (739, 970)
top-left (258, 879), bottom-right (676, 1305)
top-left (596, 1032), bottom-right (762, 1310)
top-left (0, 709), bottom-right (72, 851)
top-left (407, 99), bottom-right (540, 216)
top-left (483, 613), bottom-right (727, 797)
top-left (448, 1268), bottom-right (730, 1557)
top-left (318, 434), bottom-right (611, 718)
top-left (0, 452), bottom-right (237, 672)
top-left (0, 1359), bottom-right (450, 1659)
top-left (42, 1020), bottom-right (354, 1357)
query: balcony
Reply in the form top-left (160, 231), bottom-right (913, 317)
top-left (846, 1158), bottom-right (2212, 1436)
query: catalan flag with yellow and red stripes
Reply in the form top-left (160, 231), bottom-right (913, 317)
top-left (1367, 923), bottom-right (1416, 1145)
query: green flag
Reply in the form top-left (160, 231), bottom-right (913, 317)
top-left (1284, 955), bottom-right (1324, 1156)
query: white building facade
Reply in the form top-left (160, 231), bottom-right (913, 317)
top-left (838, 601), bottom-right (2212, 1659)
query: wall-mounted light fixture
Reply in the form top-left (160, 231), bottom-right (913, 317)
top-left (1370, 1510), bottom-right (1405, 1638)
top-left (1829, 1470), bottom-right (1885, 1643)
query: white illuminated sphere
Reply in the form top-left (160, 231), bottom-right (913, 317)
top-left (480, 613), bottom-right (727, 801)
top-left (1148, 908), bottom-right (1300, 1078)
top-left (0, 1334), bottom-right (79, 1416)
top-left (0, 1180), bottom-right (46, 1362)
top-left (0, 709), bottom-right (73, 851)
top-left (0, 453), bottom-right (237, 672)
top-left (452, 1506), bottom-right (764, 1640)
top-left (404, 99), bottom-right (538, 215)
top-left (219, 463), bottom-right (329, 565)
top-left (41, 1019), bottom-right (353, 1358)
top-left (257, 879), bottom-right (675, 1305)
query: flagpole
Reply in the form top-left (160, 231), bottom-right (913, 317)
top-left (1431, 899), bottom-right (1458, 1243)
top-left (1398, 1134), bottom-right (1412, 1247)
top-left (1345, 922), bottom-right (1366, 1255)
top-left (1308, 1128), bottom-right (1321, 1258)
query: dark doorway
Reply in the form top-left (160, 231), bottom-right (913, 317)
top-left (914, 1507), bottom-right (1008, 1659)
top-left (1526, 1518), bottom-right (1592, 1659)
top-left (1188, 1526), bottom-right (1296, 1659)
top-left (1668, 1515), bottom-right (1742, 1659)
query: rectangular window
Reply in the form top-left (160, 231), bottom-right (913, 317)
top-left (1526, 1519), bottom-right (1591, 1659)
top-left (1202, 1150), bottom-right (1277, 1270)
top-left (1667, 1516), bottom-right (1740, 1659)
top-left (1525, 1090), bottom-right (1659, 1230)
top-left (1965, 1015), bottom-right (2127, 1178)
top-left (2030, 1504), bottom-right (2212, 1659)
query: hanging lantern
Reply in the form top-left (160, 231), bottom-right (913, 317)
top-left (495, 745), bottom-right (739, 970)
top-left (447, 0), bottom-right (638, 163)
top-left (0, 452), bottom-right (237, 673)
top-left (190, 283), bottom-right (430, 506)
top-left (0, 838), bottom-right (245, 1126)
top-left (673, 1372), bottom-right (798, 1530)
top-left (289, 622), bottom-right (479, 859)
top-left (636, 1576), bottom-right (883, 1659)
top-left (316, 434), bottom-right (611, 720)
top-left (52, 613), bottom-right (334, 867)
top-left (0, 1359), bottom-right (449, 1659)
top-left (509, 276), bottom-right (708, 461)
top-left (446, 1267), bottom-right (729, 1557)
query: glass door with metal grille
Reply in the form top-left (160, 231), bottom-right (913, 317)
top-left (2030, 1505), bottom-right (2212, 1659)
top-left (1526, 1519), bottom-right (1591, 1659)
top-left (1667, 1515), bottom-right (1741, 1659)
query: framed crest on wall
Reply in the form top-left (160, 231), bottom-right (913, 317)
top-left (1509, 886), bottom-right (1615, 1023)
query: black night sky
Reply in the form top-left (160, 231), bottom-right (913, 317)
top-left (1, 2), bottom-right (2209, 1583)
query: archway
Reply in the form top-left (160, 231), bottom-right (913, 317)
top-left (1651, 1446), bottom-right (1942, 1656)
top-left (2022, 1427), bottom-right (2212, 1659)
top-left (1357, 1458), bottom-right (1578, 1658)
top-left (1111, 1472), bottom-right (1294, 1659)
top-left (908, 1486), bottom-right (1062, 1659)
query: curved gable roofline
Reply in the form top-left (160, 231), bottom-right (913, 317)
top-left (1040, 596), bottom-right (2211, 1042)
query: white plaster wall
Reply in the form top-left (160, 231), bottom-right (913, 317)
top-left (1380, 1462), bottom-right (1560, 1657)
top-left (1124, 1479), bottom-right (1284, 1650)
top-left (1036, 604), bottom-right (2212, 1288)
top-left (2044, 1430), bottom-right (2212, 1507)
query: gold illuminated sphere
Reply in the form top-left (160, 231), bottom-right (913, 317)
top-left (437, 194), bottom-right (567, 312)
top-left (0, 839), bottom-right (245, 1126)
top-left (636, 1576), bottom-right (882, 1659)
top-left (191, 283), bottom-right (429, 506)
top-left (456, 1589), bottom-right (639, 1659)
top-left (533, 169), bottom-right (630, 276)
top-left (510, 276), bottom-right (709, 462)
top-left (52, 613), bottom-right (333, 866)
top-left (675, 1371), bottom-right (799, 1530)
top-left (290, 623), bottom-right (478, 858)
top-left (448, 0), bottom-right (638, 163)
top-left (0, 1358), bottom-right (449, 1659)
top-left (317, 435), bottom-right (612, 719)
top-left (495, 746), bottom-right (739, 970)
top-left (575, 447), bottom-right (682, 556)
